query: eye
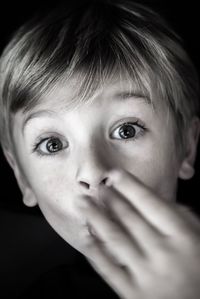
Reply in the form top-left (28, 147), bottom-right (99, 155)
top-left (33, 136), bottom-right (69, 156)
top-left (110, 121), bottom-right (146, 141)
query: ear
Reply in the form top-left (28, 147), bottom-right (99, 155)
top-left (2, 147), bottom-right (38, 207)
top-left (179, 117), bottom-right (200, 180)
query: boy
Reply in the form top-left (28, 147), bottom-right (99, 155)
top-left (0, 0), bottom-right (200, 298)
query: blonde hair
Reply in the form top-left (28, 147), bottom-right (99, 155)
top-left (0, 0), bottom-right (199, 153)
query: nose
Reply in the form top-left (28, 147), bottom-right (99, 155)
top-left (79, 178), bottom-right (108, 190)
top-left (75, 148), bottom-right (110, 192)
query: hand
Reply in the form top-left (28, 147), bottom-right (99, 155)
top-left (83, 169), bottom-right (200, 299)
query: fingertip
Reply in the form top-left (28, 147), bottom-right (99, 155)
top-left (105, 168), bottom-right (123, 186)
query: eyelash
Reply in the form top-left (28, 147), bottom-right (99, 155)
top-left (31, 136), bottom-right (68, 158)
top-left (110, 120), bottom-right (147, 142)
top-left (31, 120), bottom-right (147, 158)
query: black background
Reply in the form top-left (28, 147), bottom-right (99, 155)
top-left (0, 1), bottom-right (199, 298)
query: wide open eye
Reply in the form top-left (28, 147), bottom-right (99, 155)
top-left (110, 122), bottom-right (146, 141)
top-left (33, 137), bottom-right (69, 156)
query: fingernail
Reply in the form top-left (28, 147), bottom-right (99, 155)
top-left (87, 223), bottom-right (97, 237)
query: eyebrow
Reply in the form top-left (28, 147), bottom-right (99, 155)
top-left (22, 110), bottom-right (58, 134)
top-left (114, 91), bottom-right (151, 103)
top-left (22, 91), bottom-right (151, 134)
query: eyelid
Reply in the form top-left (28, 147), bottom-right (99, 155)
top-left (33, 130), bottom-right (65, 143)
top-left (110, 117), bottom-right (146, 130)
top-left (32, 133), bottom-right (68, 156)
top-left (110, 118), bottom-right (146, 133)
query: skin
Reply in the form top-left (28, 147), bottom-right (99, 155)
top-left (83, 169), bottom-right (200, 299)
top-left (5, 77), bottom-right (200, 298)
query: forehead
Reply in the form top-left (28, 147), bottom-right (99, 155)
top-left (16, 76), bottom-right (175, 143)
top-left (28, 74), bottom-right (155, 114)
top-left (12, 73), bottom-right (175, 145)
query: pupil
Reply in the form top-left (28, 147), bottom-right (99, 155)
top-left (119, 124), bottom-right (135, 139)
top-left (47, 139), bottom-right (62, 152)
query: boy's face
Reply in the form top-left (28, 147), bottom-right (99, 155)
top-left (12, 77), bottom-right (183, 255)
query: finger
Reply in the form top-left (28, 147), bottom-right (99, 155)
top-left (84, 196), bottom-right (145, 271)
top-left (105, 169), bottom-right (185, 235)
top-left (178, 205), bottom-right (200, 230)
top-left (86, 236), bottom-right (135, 299)
top-left (101, 185), bottom-right (166, 252)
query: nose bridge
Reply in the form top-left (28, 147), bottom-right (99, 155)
top-left (75, 141), bottom-right (109, 190)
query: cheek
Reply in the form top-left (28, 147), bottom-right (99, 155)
top-left (115, 138), bottom-right (179, 199)
top-left (23, 159), bottom-right (80, 214)
top-left (33, 183), bottom-right (89, 254)
top-left (25, 158), bottom-right (72, 191)
top-left (30, 169), bottom-right (91, 253)
top-left (24, 162), bottom-right (88, 244)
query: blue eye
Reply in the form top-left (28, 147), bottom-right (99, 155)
top-left (33, 137), bottom-right (69, 156)
top-left (110, 121), bottom-right (146, 140)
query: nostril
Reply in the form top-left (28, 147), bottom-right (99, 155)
top-left (79, 178), bottom-right (108, 189)
top-left (79, 181), bottom-right (90, 189)
top-left (101, 177), bottom-right (108, 185)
